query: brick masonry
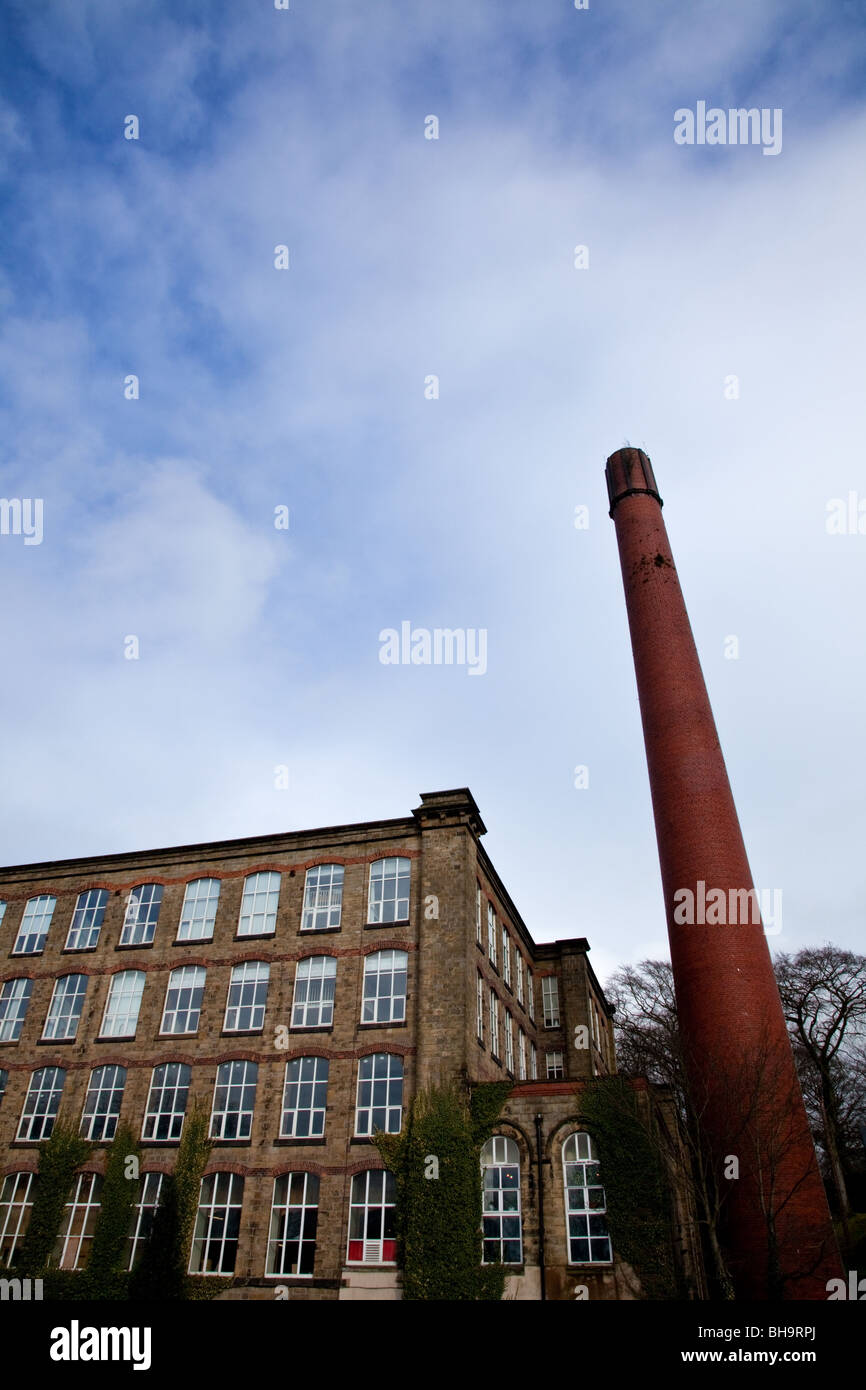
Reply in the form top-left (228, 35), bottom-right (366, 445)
top-left (0, 787), bottom-right (701, 1300)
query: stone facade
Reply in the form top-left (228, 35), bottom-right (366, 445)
top-left (0, 787), bottom-right (702, 1300)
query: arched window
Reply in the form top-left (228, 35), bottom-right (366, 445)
top-left (100, 970), bottom-right (145, 1038)
top-left (481, 1136), bottom-right (522, 1264)
top-left (267, 1172), bottom-right (320, 1276)
top-left (347, 1170), bottom-right (396, 1264)
top-left (128, 1173), bottom-right (164, 1269)
top-left (367, 858), bottom-right (410, 924)
top-left (160, 965), bottom-right (206, 1035)
top-left (224, 961), bottom-right (270, 1032)
top-left (80, 1064), bottom-right (127, 1141)
top-left (362, 950), bottom-right (408, 1024)
top-left (0, 1172), bottom-right (37, 1266)
top-left (177, 878), bottom-right (221, 942)
top-left (120, 883), bottom-right (163, 945)
top-left (0, 978), bottom-right (33, 1041)
top-left (281, 1056), bottom-right (329, 1138)
top-left (42, 974), bottom-right (87, 1041)
top-left (17, 1066), bottom-right (65, 1141)
top-left (238, 871), bottom-right (280, 937)
top-left (302, 864), bottom-right (344, 931)
top-left (53, 1173), bottom-right (103, 1269)
top-left (210, 1060), bottom-right (258, 1140)
top-left (291, 956), bottom-right (336, 1027)
top-left (65, 890), bottom-right (109, 951)
top-left (189, 1173), bottom-right (244, 1274)
top-left (562, 1131), bottom-right (612, 1264)
top-left (354, 1054), bottom-right (403, 1135)
top-left (142, 1062), bottom-right (190, 1141)
top-left (13, 895), bottom-right (56, 955)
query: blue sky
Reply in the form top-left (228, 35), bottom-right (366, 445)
top-left (1, 0), bottom-right (865, 987)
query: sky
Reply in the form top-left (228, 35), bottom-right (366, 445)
top-left (0, 0), bottom-right (864, 991)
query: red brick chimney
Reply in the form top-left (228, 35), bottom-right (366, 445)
top-left (605, 447), bottom-right (842, 1300)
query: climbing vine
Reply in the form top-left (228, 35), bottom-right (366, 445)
top-left (579, 1076), bottom-right (681, 1299)
top-left (130, 1104), bottom-right (212, 1300)
top-left (83, 1122), bottom-right (139, 1299)
top-left (373, 1079), bottom-right (510, 1300)
top-left (17, 1121), bottom-right (92, 1279)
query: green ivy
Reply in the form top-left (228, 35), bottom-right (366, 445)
top-left (579, 1076), bottom-right (681, 1299)
top-left (17, 1121), bottom-right (93, 1278)
top-left (83, 1123), bottom-right (140, 1299)
top-left (373, 1080), bottom-right (509, 1300)
top-left (129, 1105), bottom-right (212, 1300)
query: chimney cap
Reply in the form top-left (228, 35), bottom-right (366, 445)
top-left (605, 447), bottom-right (663, 516)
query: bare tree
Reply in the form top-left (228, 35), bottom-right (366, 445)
top-left (606, 960), bottom-right (735, 1298)
top-left (774, 945), bottom-right (866, 1244)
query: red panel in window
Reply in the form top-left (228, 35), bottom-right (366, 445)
top-left (382, 1240), bottom-right (396, 1262)
top-left (347, 1240), bottom-right (363, 1262)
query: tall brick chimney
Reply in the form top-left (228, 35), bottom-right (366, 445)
top-left (605, 447), bottom-right (842, 1299)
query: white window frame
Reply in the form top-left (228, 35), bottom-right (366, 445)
top-left (530, 1042), bottom-right (537, 1080)
top-left (354, 1053), bottom-right (403, 1135)
top-left (361, 949), bottom-right (408, 1024)
top-left (516, 955), bottom-right (524, 1007)
top-left (502, 929), bottom-right (511, 987)
top-left (481, 1136), bottom-right (522, 1265)
top-left (266, 1172), bottom-right (320, 1277)
top-left (0, 1172), bottom-right (36, 1266)
top-left (142, 1062), bottom-right (190, 1142)
top-left (346, 1169), bottom-right (396, 1265)
top-left (301, 864), bottom-right (344, 931)
top-left (54, 1173), bottom-right (102, 1270)
top-left (128, 1172), bottom-right (164, 1270)
top-left (476, 885), bottom-right (483, 946)
top-left (280, 1055), bottom-right (329, 1139)
top-left (189, 1172), bottom-right (244, 1275)
top-left (563, 1132), bottom-right (613, 1264)
top-left (119, 883), bottom-right (163, 946)
top-left (209, 1060), bottom-right (258, 1141)
top-left (476, 972), bottom-right (484, 1043)
top-left (504, 1011), bottom-right (514, 1073)
top-left (99, 970), bottom-right (145, 1038)
top-left (80, 1064), bottom-right (127, 1142)
top-left (64, 889), bottom-right (109, 951)
top-left (238, 871), bottom-right (280, 937)
top-left (13, 895), bottom-right (56, 955)
top-left (223, 960), bottom-right (270, 1032)
top-left (527, 970), bottom-right (534, 1022)
top-left (518, 1028), bottom-right (527, 1080)
top-left (543, 976), bottom-right (559, 1027)
top-left (489, 988), bottom-right (500, 1060)
top-left (367, 858), bottom-right (411, 924)
top-left (291, 956), bottom-right (336, 1028)
top-left (17, 1066), bottom-right (65, 1141)
top-left (0, 977), bottom-right (33, 1042)
top-left (42, 974), bottom-right (87, 1041)
top-left (546, 1050), bottom-right (564, 1080)
top-left (176, 878), bottom-right (221, 942)
top-left (487, 904), bottom-right (497, 968)
top-left (160, 965), bottom-right (206, 1035)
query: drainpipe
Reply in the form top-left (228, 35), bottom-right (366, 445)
top-left (534, 1112), bottom-right (546, 1301)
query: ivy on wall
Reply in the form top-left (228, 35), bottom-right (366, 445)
top-left (579, 1076), bottom-right (681, 1299)
top-left (83, 1122), bottom-right (140, 1299)
top-left (373, 1079), bottom-right (511, 1301)
top-left (17, 1121), bottom-right (93, 1279)
top-left (130, 1104), bottom-right (213, 1300)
